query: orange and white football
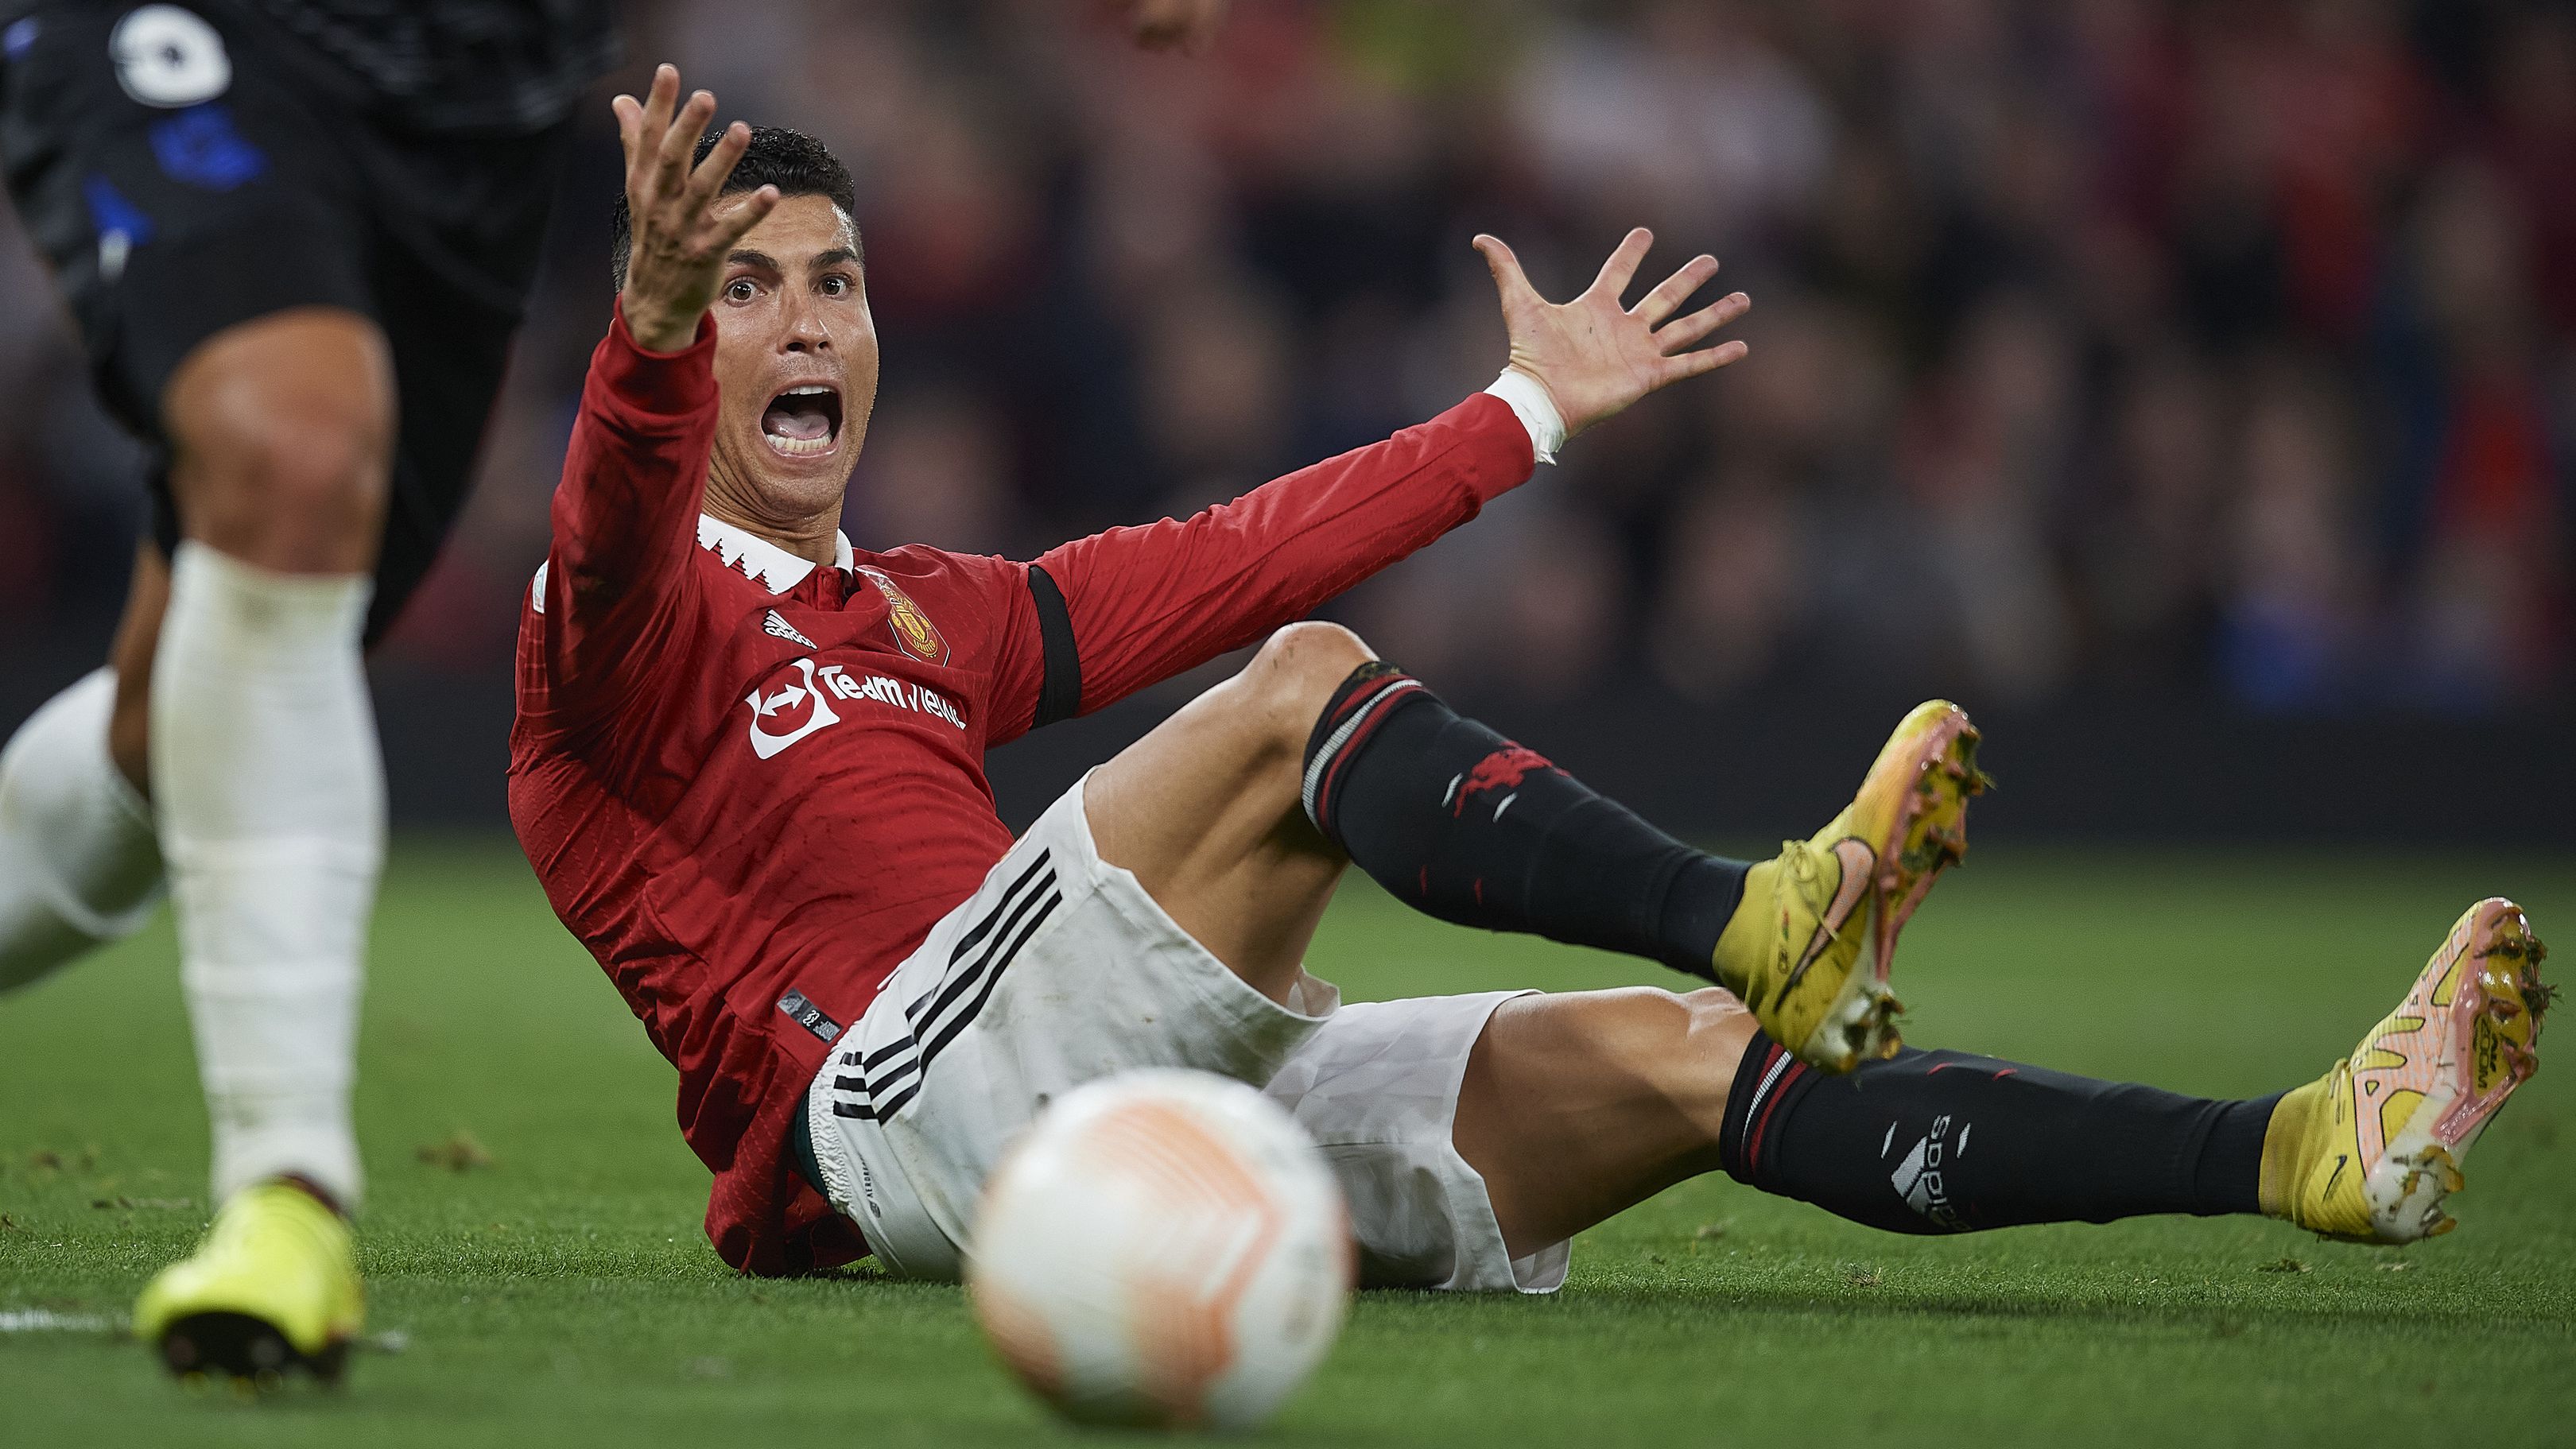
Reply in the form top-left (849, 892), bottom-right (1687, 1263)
top-left (966, 1070), bottom-right (1352, 1430)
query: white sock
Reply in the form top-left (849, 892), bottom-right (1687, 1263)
top-left (0, 668), bottom-right (164, 993)
top-left (153, 543), bottom-right (382, 1209)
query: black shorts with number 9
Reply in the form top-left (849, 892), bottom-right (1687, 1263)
top-left (0, 0), bottom-right (584, 644)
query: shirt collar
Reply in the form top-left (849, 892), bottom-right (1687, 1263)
top-left (696, 514), bottom-right (855, 595)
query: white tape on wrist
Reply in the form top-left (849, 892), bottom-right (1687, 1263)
top-left (1483, 368), bottom-right (1567, 465)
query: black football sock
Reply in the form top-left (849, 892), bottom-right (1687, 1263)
top-left (1301, 662), bottom-right (1747, 977)
top-left (1717, 1032), bottom-right (2280, 1233)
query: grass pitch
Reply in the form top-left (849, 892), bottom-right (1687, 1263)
top-left (2, 840), bottom-right (2570, 1447)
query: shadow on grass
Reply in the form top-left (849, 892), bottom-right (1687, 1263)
top-left (746, 1243), bottom-right (2574, 1342)
top-left (1352, 1277), bottom-right (2573, 1336)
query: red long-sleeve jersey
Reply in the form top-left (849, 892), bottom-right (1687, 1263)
top-left (507, 306), bottom-right (1534, 1274)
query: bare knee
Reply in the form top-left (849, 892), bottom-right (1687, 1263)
top-left (173, 397), bottom-right (390, 571)
top-left (1238, 622), bottom-right (1376, 750)
top-left (162, 308), bottom-right (395, 574)
top-left (1495, 986), bottom-right (1752, 1081)
top-left (1571, 986), bottom-right (1757, 1112)
top-left (1678, 986), bottom-right (1755, 1034)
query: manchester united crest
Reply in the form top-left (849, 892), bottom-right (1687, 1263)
top-left (856, 566), bottom-right (949, 664)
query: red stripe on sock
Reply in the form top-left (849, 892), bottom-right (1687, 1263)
top-left (1311, 676), bottom-right (1423, 833)
top-left (1747, 1059), bottom-right (1806, 1171)
top-left (1323, 672), bottom-right (1410, 732)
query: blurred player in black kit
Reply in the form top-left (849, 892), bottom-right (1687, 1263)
top-left (0, 0), bottom-right (616, 1385)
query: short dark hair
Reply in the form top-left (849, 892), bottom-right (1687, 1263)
top-left (610, 125), bottom-right (859, 289)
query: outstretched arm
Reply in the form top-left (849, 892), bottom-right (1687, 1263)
top-left (1002, 231), bottom-right (1748, 730)
top-left (537, 67), bottom-right (777, 715)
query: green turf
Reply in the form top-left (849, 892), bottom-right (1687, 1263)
top-left (2, 841), bottom-right (2569, 1446)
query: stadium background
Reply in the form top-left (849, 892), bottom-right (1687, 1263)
top-left (0, 0), bottom-right (2566, 838)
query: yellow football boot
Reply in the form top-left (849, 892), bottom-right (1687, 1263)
top-left (2264, 898), bottom-right (2550, 1243)
top-left (1713, 700), bottom-right (1986, 1071)
top-left (134, 1180), bottom-right (363, 1385)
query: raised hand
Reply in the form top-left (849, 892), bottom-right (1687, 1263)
top-left (1123, 0), bottom-right (1230, 53)
top-left (611, 64), bottom-right (779, 354)
top-left (1473, 229), bottom-right (1751, 439)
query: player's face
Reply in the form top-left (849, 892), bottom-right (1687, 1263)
top-left (705, 193), bottom-right (879, 524)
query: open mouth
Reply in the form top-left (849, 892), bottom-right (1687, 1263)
top-left (761, 385), bottom-right (843, 458)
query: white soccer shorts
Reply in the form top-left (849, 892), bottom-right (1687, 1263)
top-left (802, 774), bottom-right (1570, 1294)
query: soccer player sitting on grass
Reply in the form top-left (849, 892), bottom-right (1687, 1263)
top-left (512, 70), bottom-right (2553, 1289)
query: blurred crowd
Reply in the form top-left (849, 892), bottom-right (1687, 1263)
top-left (1, 0), bottom-right (2569, 715)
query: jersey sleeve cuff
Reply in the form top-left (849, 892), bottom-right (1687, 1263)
top-left (1440, 392), bottom-right (1546, 503)
top-left (598, 300), bottom-right (719, 420)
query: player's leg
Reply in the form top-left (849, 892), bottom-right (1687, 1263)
top-left (138, 105), bottom-right (553, 1350)
top-left (153, 301), bottom-right (394, 1195)
top-left (130, 304), bottom-right (392, 1381)
top-left (1085, 621), bottom-right (1754, 1002)
top-left (1445, 898), bottom-right (2550, 1261)
top-left (131, 147), bottom-right (556, 1380)
top-left (1301, 663), bottom-right (1984, 1071)
top-left (1263, 982), bottom-right (2270, 1288)
top-left (1258, 979), bottom-right (2274, 1286)
top-left (1455, 991), bottom-right (2275, 1258)
top-left (1084, 623), bottom-right (1985, 1071)
top-left (0, 546), bottom-right (165, 992)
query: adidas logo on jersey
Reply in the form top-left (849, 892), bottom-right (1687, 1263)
top-left (765, 610), bottom-right (817, 649)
